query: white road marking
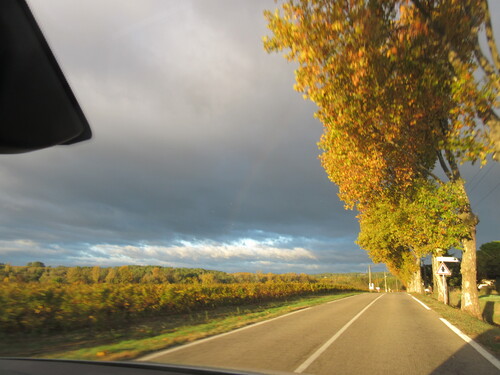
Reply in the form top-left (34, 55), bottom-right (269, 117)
top-left (138, 295), bottom-right (359, 362)
top-left (294, 294), bottom-right (385, 373)
top-left (408, 294), bottom-right (431, 310)
top-left (439, 318), bottom-right (500, 371)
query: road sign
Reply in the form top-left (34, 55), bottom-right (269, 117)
top-left (436, 256), bottom-right (460, 263)
top-left (436, 262), bottom-right (452, 276)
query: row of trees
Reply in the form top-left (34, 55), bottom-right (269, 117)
top-left (419, 241), bottom-right (500, 290)
top-left (264, 0), bottom-right (498, 318)
top-left (0, 264), bottom-right (320, 285)
top-left (0, 263), bottom-right (404, 292)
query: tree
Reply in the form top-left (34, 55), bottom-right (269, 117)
top-left (105, 268), bottom-right (117, 283)
top-left (26, 261), bottom-right (45, 267)
top-left (264, 0), bottom-right (498, 318)
top-left (117, 265), bottom-right (134, 283)
top-left (91, 266), bottom-right (101, 284)
top-left (477, 241), bottom-right (500, 280)
top-left (357, 180), bottom-right (466, 292)
top-left (66, 266), bottom-right (88, 284)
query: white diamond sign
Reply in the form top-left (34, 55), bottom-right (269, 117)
top-left (436, 262), bottom-right (452, 276)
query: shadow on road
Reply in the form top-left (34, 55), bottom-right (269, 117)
top-left (428, 327), bottom-right (499, 374)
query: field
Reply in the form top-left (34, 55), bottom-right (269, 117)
top-left (0, 281), bottom-right (358, 334)
top-left (0, 264), bottom-right (371, 336)
top-left (0, 264), bottom-right (370, 360)
top-left (0, 292), bottom-right (359, 360)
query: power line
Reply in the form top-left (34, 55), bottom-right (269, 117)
top-left (466, 165), bottom-right (485, 186)
top-left (468, 163), bottom-right (495, 193)
top-left (474, 180), bottom-right (500, 208)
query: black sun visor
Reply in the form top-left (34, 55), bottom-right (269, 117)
top-left (0, 0), bottom-right (92, 154)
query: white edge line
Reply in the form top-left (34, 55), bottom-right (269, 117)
top-left (408, 293), bottom-right (431, 310)
top-left (294, 294), bottom-right (385, 373)
top-left (439, 318), bottom-right (500, 371)
top-left (138, 294), bottom-right (360, 362)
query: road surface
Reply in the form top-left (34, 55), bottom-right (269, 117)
top-left (139, 293), bottom-right (499, 374)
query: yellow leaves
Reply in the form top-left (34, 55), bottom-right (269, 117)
top-left (398, 31), bottom-right (405, 44)
top-left (386, 46), bottom-right (398, 58)
top-left (263, 0), bottom-right (495, 213)
top-left (332, 21), bottom-right (343, 32)
top-left (399, 4), bottom-right (408, 19)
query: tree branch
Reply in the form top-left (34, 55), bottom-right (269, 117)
top-left (444, 149), bottom-right (461, 181)
top-left (478, 107), bottom-right (500, 160)
top-left (427, 170), bottom-right (445, 185)
top-left (473, 38), bottom-right (500, 92)
top-left (436, 149), bottom-right (453, 181)
top-left (482, 0), bottom-right (500, 73)
top-left (413, 0), bottom-right (500, 92)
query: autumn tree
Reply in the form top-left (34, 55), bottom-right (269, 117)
top-left (358, 180), bottom-right (468, 293)
top-left (91, 265), bottom-right (101, 283)
top-left (26, 261), bottom-right (45, 267)
top-left (141, 266), bottom-right (168, 284)
top-left (357, 200), bottom-right (424, 292)
top-left (66, 266), bottom-right (88, 284)
top-left (117, 265), bottom-right (134, 283)
top-left (264, 0), bottom-right (498, 317)
top-left (105, 268), bottom-right (117, 283)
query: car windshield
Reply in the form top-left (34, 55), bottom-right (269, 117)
top-left (1, 1), bottom-right (500, 374)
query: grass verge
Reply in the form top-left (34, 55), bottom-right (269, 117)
top-left (447, 290), bottom-right (500, 325)
top-left (0, 292), bottom-right (359, 361)
top-left (412, 294), bottom-right (500, 358)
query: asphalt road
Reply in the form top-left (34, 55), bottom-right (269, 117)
top-left (139, 293), bottom-right (499, 375)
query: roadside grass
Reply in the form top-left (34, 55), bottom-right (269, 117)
top-left (412, 294), bottom-right (500, 358)
top-left (446, 290), bottom-right (500, 325)
top-left (0, 292), bottom-right (359, 361)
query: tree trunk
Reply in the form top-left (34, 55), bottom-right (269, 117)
top-left (454, 179), bottom-right (482, 319)
top-left (432, 250), bottom-right (445, 302)
top-left (408, 259), bottom-right (423, 294)
top-left (460, 229), bottom-right (482, 318)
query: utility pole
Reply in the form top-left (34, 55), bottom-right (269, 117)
top-left (384, 271), bottom-right (388, 293)
top-left (368, 265), bottom-right (372, 292)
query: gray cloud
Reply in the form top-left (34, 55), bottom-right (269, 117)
top-left (0, 0), bottom-right (498, 273)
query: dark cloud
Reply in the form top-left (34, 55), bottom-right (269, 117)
top-left (0, 1), bottom-right (498, 273)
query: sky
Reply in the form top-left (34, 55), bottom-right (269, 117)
top-left (1, 0), bottom-right (499, 274)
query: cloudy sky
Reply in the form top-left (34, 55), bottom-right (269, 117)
top-left (1, 1), bottom-right (499, 273)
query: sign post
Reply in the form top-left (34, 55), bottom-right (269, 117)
top-left (436, 262), bottom-right (452, 305)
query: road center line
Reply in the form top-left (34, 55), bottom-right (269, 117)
top-left (408, 294), bottom-right (431, 310)
top-left (439, 318), bottom-right (500, 370)
top-left (294, 294), bottom-right (385, 373)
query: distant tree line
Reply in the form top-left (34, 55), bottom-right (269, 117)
top-left (0, 264), bottom-right (325, 285)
